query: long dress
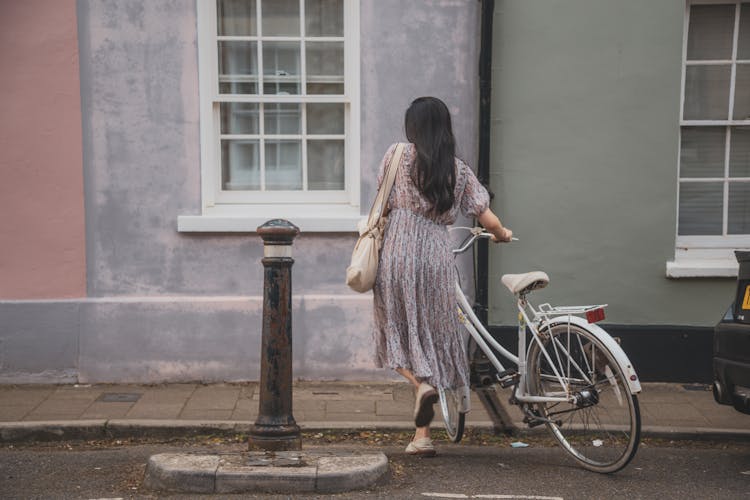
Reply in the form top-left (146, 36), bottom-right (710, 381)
top-left (373, 142), bottom-right (490, 390)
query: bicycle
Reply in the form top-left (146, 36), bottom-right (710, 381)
top-left (438, 227), bottom-right (642, 473)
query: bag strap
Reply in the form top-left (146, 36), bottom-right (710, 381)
top-left (367, 143), bottom-right (405, 228)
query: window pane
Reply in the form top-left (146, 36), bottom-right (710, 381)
top-left (305, 0), bottom-right (343, 37)
top-left (261, 0), bottom-right (299, 36)
top-left (220, 103), bottom-right (259, 134)
top-left (734, 63), bottom-right (750, 120)
top-left (217, 0), bottom-right (257, 36)
top-left (306, 41), bottom-right (344, 95)
top-left (308, 140), bottom-right (344, 190)
top-left (307, 103), bottom-right (344, 134)
top-left (730, 126), bottom-right (750, 177)
top-left (307, 82), bottom-right (345, 95)
top-left (687, 4), bottom-right (735, 60)
top-left (678, 182), bottom-right (724, 235)
top-left (680, 127), bottom-right (726, 178)
top-left (683, 65), bottom-right (731, 120)
top-left (222, 140), bottom-right (260, 190)
top-left (739, 3), bottom-right (750, 59)
top-left (264, 103), bottom-right (301, 134)
top-left (729, 182), bottom-right (750, 234)
top-left (263, 42), bottom-right (301, 95)
top-left (218, 41), bottom-right (258, 94)
top-left (265, 140), bottom-right (302, 190)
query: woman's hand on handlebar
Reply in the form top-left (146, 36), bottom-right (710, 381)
top-left (490, 227), bottom-right (513, 243)
top-left (477, 208), bottom-right (513, 243)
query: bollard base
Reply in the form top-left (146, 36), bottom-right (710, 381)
top-left (144, 450), bottom-right (389, 494)
top-left (248, 423), bottom-right (302, 451)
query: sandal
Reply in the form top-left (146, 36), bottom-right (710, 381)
top-left (414, 383), bottom-right (438, 427)
top-left (405, 437), bottom-right (436, 457)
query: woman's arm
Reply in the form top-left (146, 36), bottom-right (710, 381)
top-left (477, 208), bottom-right (513, 242)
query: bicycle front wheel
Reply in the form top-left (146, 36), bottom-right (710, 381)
top-left (438, 387), bottom-right (466, 443)
top-left (526, 323), bottom-right (641, 473)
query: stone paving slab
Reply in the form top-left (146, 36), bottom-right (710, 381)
top-left (0, 406), bottom-right (34, 421)
top-left (181, 409), bottom-right (234, 420)
top-left (187, 386), bottom-right (240, 410)
top-left (375, 400), bottom-right (414, 416)
top-left (126, 403), bottom-right (185, 420)
top-left (326, 400), bottom-right (376, 414)
top-left (80, 401), bottom-right (133, 419)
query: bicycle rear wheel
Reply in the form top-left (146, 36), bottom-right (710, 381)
top-left (438, 387), bottom-right (466, 443)
top-left (526, 323), bottom-right (641, 473)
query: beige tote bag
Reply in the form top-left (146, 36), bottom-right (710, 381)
top-left (345, 143), bottom-right (406, 292)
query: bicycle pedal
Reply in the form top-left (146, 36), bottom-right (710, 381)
top-left (498, 373), bottom-right (519, 389)
top-left (499, 379), bottom-right (516, 389)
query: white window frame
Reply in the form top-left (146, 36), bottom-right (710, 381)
top-left (179, 0), bottom-right (361, 232)
top-left (668, 0), bottom-right (750, 277)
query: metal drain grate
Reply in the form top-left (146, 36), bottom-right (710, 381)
top-left (97, 392), bottom-right (142, 403)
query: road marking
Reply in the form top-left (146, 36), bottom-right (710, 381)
top-left (422, 495), bottom-right (563, 500)
top-left (475, 496), bottom-right (564, 500)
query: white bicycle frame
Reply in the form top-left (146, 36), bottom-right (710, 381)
top-left (452, 230), bottom-right (641, 407)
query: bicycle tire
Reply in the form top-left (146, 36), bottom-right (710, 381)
top-left (439, 387), bottom-right (466, 443)
top-left (526, 323), bottom-right (641, 473)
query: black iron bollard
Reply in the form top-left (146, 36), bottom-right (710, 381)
top-left (248, 219), bottom-right (301, 451)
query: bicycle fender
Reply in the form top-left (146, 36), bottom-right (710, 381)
top-left (543, 315), bottom-right (642, 394)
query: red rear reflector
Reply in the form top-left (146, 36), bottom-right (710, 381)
top-left (586, 308), bottom-right (605, 323)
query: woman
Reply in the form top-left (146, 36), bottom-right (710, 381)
top-left (373, 97), bottom-right (513, 457)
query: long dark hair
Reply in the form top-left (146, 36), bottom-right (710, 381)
top-left (405, 97), bottom-right (456, 215)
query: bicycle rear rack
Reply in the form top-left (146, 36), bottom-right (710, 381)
top-left (536, 303), bottom-right (608, 315)
top-left (535, 303), bottom-right (608, 325)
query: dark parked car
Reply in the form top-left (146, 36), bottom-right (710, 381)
top-left (713, 251), bottom-right (750, 415)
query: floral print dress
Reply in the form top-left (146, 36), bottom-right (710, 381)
top-left (373, 143), bottom-right (490, 390)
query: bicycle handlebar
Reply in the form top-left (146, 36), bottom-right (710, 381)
top-left (452, 231), bottom-right (495, 254)
top-left (450, 226), bottom-right (517, 254)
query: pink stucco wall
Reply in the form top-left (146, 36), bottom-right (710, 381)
top-left (0, 0), bottom-right (86, 299)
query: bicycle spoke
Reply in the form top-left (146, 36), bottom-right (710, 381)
top-left (550, 335), bottom-right (594, 386)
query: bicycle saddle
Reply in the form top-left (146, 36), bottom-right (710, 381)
top-left (501, 272), bottom-right (550, 294)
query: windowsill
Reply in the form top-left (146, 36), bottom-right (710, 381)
top-left (667, 239), bottom-right (750, 278)
top-left (177, 204), bottom-right (362, 233)
top-left (666, 258), bottom-right (738, 278)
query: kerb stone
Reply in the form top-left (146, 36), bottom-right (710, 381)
top-left (142, 453), bottom-right (219, 493)
top-left (315, 453), bottom-right (390, 493)
top-left (216, 460), bottom-right (317, 494)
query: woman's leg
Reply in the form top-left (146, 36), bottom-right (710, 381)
top-left (395, 368), bottom-right (432, 441)
top-left (395, 367), bottom-right (420, 388)
top-left (414, 425), bottom-right (430, 439)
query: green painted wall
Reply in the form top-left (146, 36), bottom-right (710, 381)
top-left (488, 0), bottom-right (734, 326)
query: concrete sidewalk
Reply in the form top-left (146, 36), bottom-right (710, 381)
top-left (1, 381), bottom-right (748, 442)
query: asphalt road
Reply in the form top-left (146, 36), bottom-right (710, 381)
top-left (1, 436), bottom-right (749, 499)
